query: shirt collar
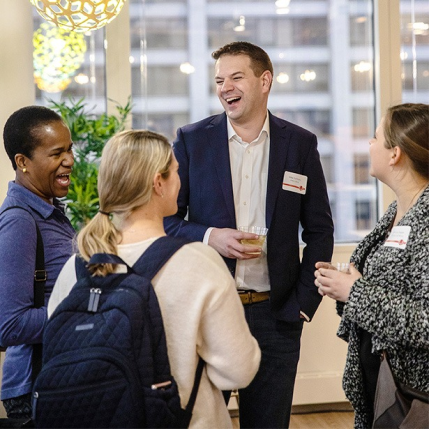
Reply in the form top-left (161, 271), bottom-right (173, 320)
top-left (227, 112), bottom-right (270, 146)
top-left (7, 181), bottom-right (63, 219)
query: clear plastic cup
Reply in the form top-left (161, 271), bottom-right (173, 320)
top-left (238, 226), bottom-right (268, 254)
top-left (336, 262), bottom-right (350, 273)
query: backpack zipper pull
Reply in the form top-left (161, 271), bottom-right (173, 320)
top-left (88, 288), bottom-right (102, 312)
top-left (32, 391), bottom-right (38, 421)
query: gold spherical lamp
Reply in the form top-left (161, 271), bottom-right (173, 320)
top-left (29, 0), bottom-right (127, 33)
top-left (33, 22), bottom-right (87, 92)
top-left (34, 76), bottom-right (72, 93)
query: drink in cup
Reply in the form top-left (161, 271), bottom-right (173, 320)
top-left (336, 262), bottom-right (350, 273)
top-left (238, 226), bottom-right (268, 254)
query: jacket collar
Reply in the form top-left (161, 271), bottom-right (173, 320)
top-left (6, 181), bottom-right (62, 219)
top-left (204, 112), bottom-right (293, 228)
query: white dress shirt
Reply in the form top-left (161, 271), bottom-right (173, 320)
top-left (229, 116), bottom-right (271, 292)
top-left (203, 114), bottom-right (271, 292)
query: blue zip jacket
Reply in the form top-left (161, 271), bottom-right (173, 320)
top-left (0, 181), bottom-right (75, 400)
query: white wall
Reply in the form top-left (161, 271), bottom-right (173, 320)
top-left (293, 245), bottom-right (353, 405)
top-left (0, 0), bottom-right (35, 201)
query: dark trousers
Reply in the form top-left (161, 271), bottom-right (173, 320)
top-left (238, 301), bottom-right (303, 428)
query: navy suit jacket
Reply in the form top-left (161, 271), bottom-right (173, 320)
top-left (164, 112), bottom-right (334, 322)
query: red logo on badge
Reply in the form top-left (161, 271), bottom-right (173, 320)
top-left (283, 183), bottom-right (306, 191)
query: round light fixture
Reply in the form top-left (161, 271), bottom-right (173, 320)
top-left (33, 22), bottom-right (87, 92)
top-left (34, 76), bottom-right (72, 93)
top-left (29, 0), bottom-right (127, 33)
top-left (276, 72), bottom-right (290, 84)
top-left (353, 61), bottom-right (371, 73)
top-left (179, 62), bottom-right (196, 75)
top-left (300, 69), bottom-right (316, 82)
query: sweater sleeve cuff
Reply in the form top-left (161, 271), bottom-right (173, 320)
top-left (342, 277), bottom-right (367, 322)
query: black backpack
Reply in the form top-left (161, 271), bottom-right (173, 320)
top-left (32, 236), bottom-right (204, 428)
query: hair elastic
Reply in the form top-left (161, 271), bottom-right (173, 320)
top-left (99, 210), bottom-right (111, 216)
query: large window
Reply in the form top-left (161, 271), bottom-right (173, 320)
top-left (400, 0), bottom-right (429, 103)
top-left (33, 0), bottom-right (421, 243)
top-left (128, 0), bottom-right (377, 242)
top-left (208, 17), bottom-right (328, 47)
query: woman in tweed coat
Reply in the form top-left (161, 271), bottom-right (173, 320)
top-left (314, 103), bottom-right (429, 428)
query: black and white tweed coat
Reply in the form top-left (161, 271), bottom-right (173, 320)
top-left (337, 186), bottom-right (429, 428)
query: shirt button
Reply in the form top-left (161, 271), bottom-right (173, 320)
top-left (245, 175), bottom-right (249, 179)
top-left (243, 202), bottom-right (247, 205)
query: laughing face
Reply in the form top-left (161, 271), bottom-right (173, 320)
top-left (22, 120), bottom-right (74, 204)
top-left (215, 54), bottom-right (271, 127)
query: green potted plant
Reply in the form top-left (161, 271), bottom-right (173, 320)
top-left (49, 97), bottom-right (132, 230)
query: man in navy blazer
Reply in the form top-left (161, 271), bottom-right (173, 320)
top-left (164, 42), bottom-right (334, 428)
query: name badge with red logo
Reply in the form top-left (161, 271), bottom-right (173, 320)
top-left (282, 171), bottom-right (307, 195)
top-left (384, 225), bottom-right (411, 249)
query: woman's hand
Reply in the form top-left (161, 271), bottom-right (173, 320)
top-left (313, 262), bottom-right (337, 296)
top-left (314, 262), bottom-right (362, 302)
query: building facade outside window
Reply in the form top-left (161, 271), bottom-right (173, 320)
top-left (128, 0), bottom-right (376, 242)
top-left (32, 0), bottom-right (428, 243)
top-left (400, 0), bottom-right (429, 103)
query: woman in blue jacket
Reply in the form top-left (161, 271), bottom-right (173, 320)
top-left (0, 106), bottom-right (75, 419)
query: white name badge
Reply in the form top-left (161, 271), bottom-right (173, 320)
top-left (282, 171), bottom-right (308, 195)
top-left (384, 225), bottom-right (411, 249)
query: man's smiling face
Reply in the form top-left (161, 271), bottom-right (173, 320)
top-left (215, 54), bottom-right (270, 127)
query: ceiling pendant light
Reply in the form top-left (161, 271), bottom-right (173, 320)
top-left (29, 0), bottom-right (127, 33)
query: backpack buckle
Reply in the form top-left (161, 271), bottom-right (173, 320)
top-left (34, 270), bottom-right (47, 282)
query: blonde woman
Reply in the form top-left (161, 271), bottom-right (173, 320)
top-left (48, 130), bottom-right (260, 428)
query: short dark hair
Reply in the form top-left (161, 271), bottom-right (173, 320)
top-left (384, 103), bottom-right (429, 180)
top-left (212, 41), bottom-right (274, 78)
top-left (3, 105), bottom-right (64, 170)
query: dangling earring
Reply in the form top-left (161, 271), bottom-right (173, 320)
top-left (22, 168), bottom-right (27, 173)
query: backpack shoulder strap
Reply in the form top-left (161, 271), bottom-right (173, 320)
top-left (74, 237), bottom-right (189, 281)
top-left (89, 253), bottom-right (130, 267)
top-left (133, 235), bottom-right (205, 413)
top-left (74, 253), bottom-right (134, 281)
top-left (132, 236), bottom-right (191, 279)
top-left (74, 255), bottom-right (89, 280)
top-left (185, 357), bottom-right (205, 414)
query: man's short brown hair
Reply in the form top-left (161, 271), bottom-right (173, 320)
top-left (212, 41), bottom-right (273, 78)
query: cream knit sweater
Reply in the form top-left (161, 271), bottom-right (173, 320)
top-left (49, 239), bottom-right (261, 428)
